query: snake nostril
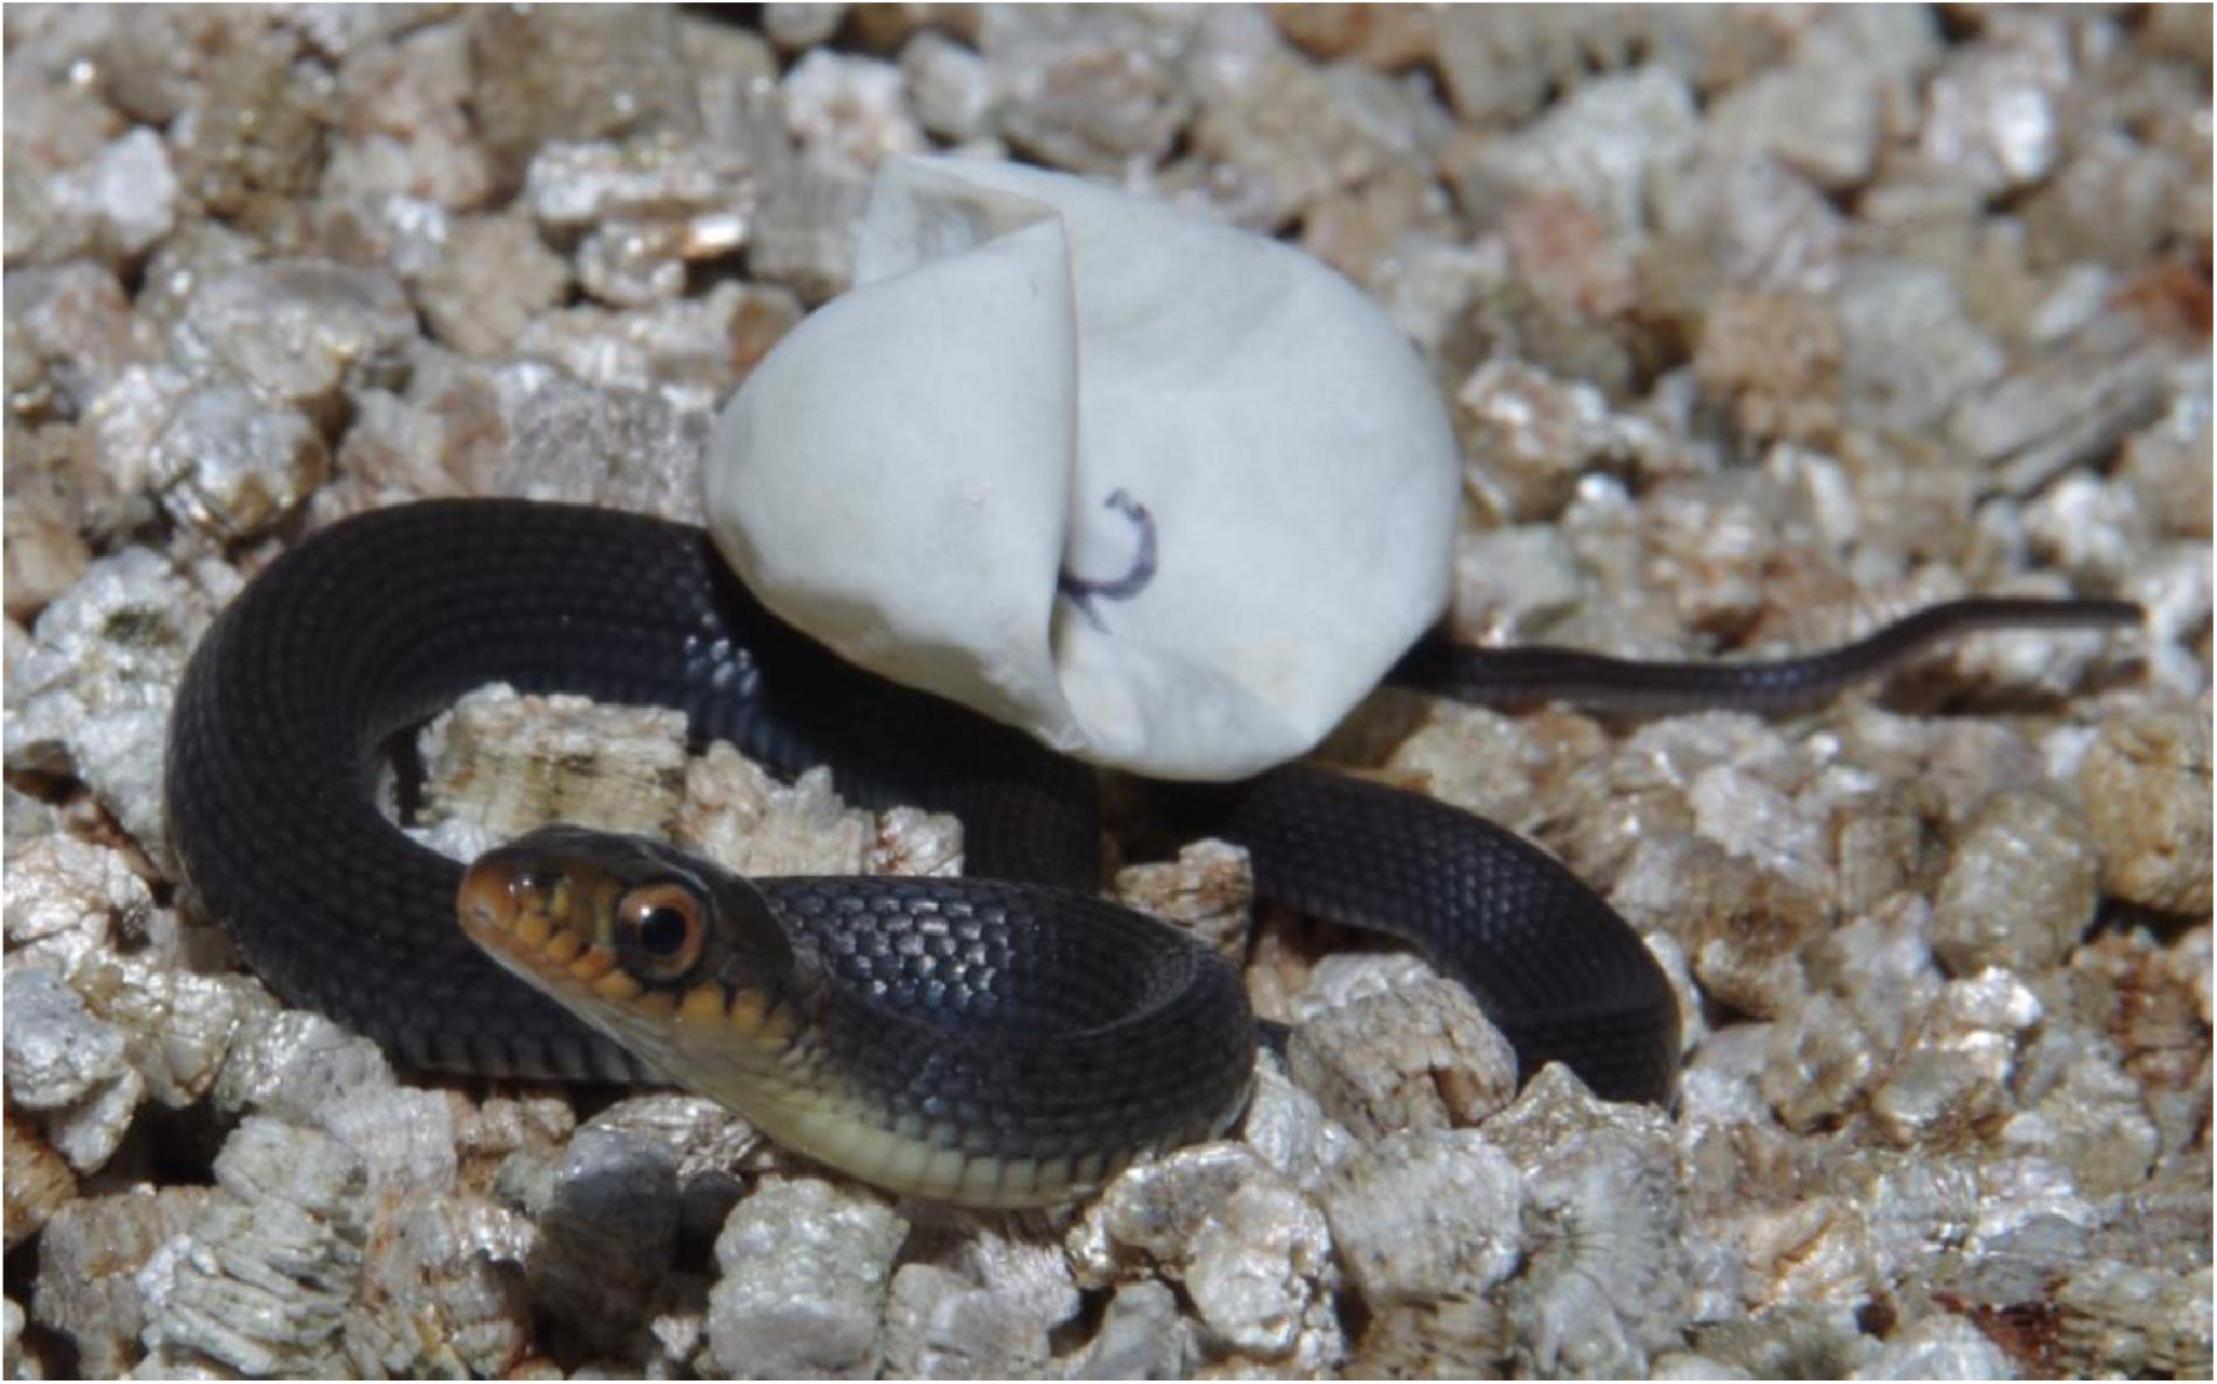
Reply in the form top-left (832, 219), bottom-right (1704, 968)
top-left (456, 865), bottom-right (517, 936)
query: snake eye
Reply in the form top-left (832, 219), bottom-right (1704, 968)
top-left (615, 883), bottom-right (706, 984)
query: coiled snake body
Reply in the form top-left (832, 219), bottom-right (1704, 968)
top-left (165, 499), bottom-right (2135, 1205)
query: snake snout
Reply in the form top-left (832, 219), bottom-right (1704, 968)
top-left (455, 849), bottom-right (591, 969)
top-left (456, 859), bottom-right (519, 939)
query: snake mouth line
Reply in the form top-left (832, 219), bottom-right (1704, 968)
top-left (459, 857), bottom-right (783, 1031)
top-left (456, 860), bottom-right (618, 990)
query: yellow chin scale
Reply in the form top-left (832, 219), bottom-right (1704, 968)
top-left (591, 969), bottom-right (643, 1003)
top-left (567, 947), bottom-right (619, 984)
top-left (513, 910), bottom-right (553, 948)
top-left (679, 983), bottom-right (727, 1024)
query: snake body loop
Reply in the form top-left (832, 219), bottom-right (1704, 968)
top-left (166, 499), bottom-right (2133, 1204)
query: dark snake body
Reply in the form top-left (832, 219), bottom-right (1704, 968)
top-left (166, 499), bottom-right (2134, 1169)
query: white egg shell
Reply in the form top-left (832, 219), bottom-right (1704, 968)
top-left (705, 155), bottom-right (1457, 780)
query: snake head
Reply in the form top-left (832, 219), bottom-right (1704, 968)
top-left (457, 824), bottom-right (798, 1033)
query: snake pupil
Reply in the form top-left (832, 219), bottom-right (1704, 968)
top-left (638, 907), bottom-right (690, 956)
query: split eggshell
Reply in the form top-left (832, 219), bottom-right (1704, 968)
top-left (705, 155), bottom-right (1457, 779)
